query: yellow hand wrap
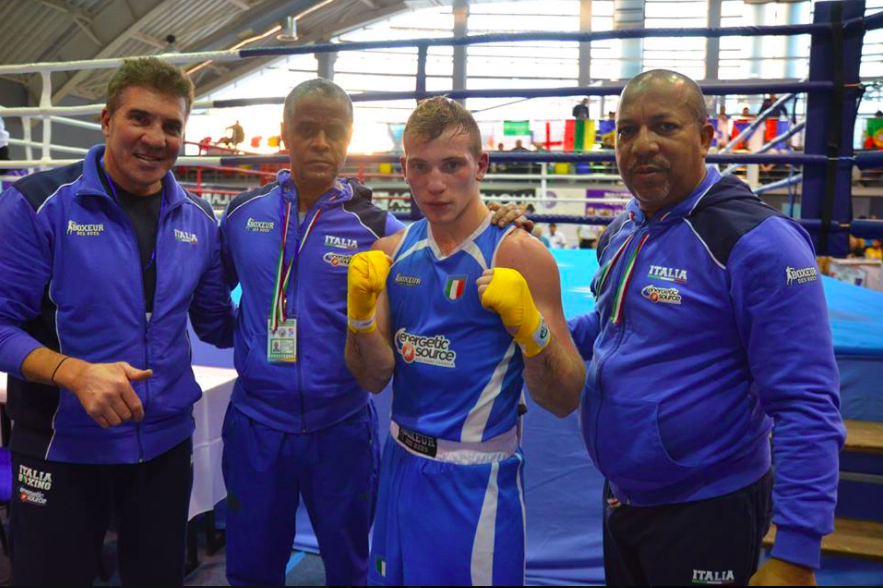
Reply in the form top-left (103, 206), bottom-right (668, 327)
top-left (480, 267), bottom-right (551, 357)
top-left (347, 251), bottom-right (391, 333)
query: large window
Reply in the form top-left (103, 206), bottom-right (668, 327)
top-left (643, 0), bottom-right (707, 80)
top-left (189, 0), bottom-right (883, 154)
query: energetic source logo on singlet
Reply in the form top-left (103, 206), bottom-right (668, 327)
top-left (394, 328), bottom-right (457, 368)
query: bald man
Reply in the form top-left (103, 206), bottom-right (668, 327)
top-left (568, 70), bottom-right (844, 586)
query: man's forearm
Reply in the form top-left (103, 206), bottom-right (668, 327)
top-left (345, 330), bottom-right (395, 393)
top-left (21, 347), bottom-right (88, 389)
top-left (523, 338), bottom-right (586, 417)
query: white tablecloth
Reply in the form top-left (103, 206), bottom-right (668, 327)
top-left (0, 367), bottom-right (237, 521)
top-left (189, 366), bottom-right (236, 520)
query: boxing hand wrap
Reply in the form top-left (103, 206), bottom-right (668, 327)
top-left (480, 268), bottom-right (551, 357)
top-left (347, 251), bottom-right (391, 333)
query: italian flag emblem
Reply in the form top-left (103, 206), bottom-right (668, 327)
top-left (376, 557), bottom-right (386, 577)
top-left (445, 275), bottom-right (467, 301)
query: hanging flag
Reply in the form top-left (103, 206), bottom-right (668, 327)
top-left (564, 119), bottom-right (596, 152)
top-left (504, 120), bottom-right (531, 136)
top-left (731, 119), bottom-right (752, 150)
top-left (599, 119), bottom-right (615, 148)
top-left (868, 118), bottom-right (883, 149)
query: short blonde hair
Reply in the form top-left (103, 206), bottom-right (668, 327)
top-left (403, 96), bottom-right (482, 157)
top-left (106, 57), bottom-right (194, 115)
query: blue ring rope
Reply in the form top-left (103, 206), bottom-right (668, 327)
top-left (238, 13), bottom-right (881, 59)
top-left (207, 82), bottom-right (832, 110)
top-left (212, 153), bottom-right (834, 167)
top-left (385, 213), bottom-right (883, 239)
top-left (240, 24), bottom-right (834, 58)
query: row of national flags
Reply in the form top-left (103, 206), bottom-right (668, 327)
top-left (502, 118), bottom-right (800, 152)
top-left (504, 119), bottom-right (615, 152)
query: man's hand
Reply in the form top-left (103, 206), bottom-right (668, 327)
top-left (58, 361), bottom-right (150, 429)
top-left (347, 251), bottom-right (392, 333)
top-left (749, 558), bottom-right (816, 586)
top-left (488, 202), bottom-right (534, 234)
top-left (477, 268), bottom-right (550, 357)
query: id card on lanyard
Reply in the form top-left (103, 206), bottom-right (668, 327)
top-left (268, 188), bottom-right (322, 363)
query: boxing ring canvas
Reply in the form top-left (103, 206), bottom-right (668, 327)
top-left (188, 248), bottom-right (883, 585)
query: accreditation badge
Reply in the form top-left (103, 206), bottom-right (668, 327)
top-left (267, 318), bottom-right (297, 362)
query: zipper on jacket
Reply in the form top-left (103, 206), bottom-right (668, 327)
top-left (106, 201), bottom-right (151, 463)
top-left (291, 197), bottom-right (327, 434)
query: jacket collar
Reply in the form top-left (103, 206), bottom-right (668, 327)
top-left (625, 164), bottom-right (722, 225)
top-left (76, 144), bottom-right (188, 208)
top-left (275, 169), bottom-right (353, 210)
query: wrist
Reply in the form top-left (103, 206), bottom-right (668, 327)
top-left (348, 314), bottom-right (377, 333)
top-left (54, 357), bottom-right (88, 391)
top-left (518, 315), bottom-right (552, 358)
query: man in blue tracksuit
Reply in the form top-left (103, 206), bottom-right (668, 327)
top-left (0, 58), bottom-right (234, 584)
top-left (218, 79), bottom-right (404, 586)
top-left (220, 80), bottom-right (528, 586)
top-left (568, 70), bottom-right (844, 586)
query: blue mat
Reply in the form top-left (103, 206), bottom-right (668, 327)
top-left (190, 249), bottom-right (883, 586)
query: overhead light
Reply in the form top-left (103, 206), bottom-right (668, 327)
top-left (187, 0), bottom-right (339, 75)
top-left (277, 16), bottom-right (298, 43)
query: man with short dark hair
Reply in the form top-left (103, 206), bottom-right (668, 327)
top-left (548, 222), bottom-right (566, 248)
top-left (573, 98), bottom-right (590, 120)
top-left (219, 77), bottom-right (394, 587)
top-left (568, 69), bottom-right (844, 586)
top-left (346, 96), bottom-right (586, 585)
top-left (0, 57), bottom-right (234, 584)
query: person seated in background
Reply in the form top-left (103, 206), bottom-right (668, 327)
top-left (548, 223), bottom-right (567, 249)
top-left (715, 106), bottom-right (730, 149)
top-left (865, 239), bottom-right (883, 261)
top-left (533, 225), bottom-right (551, 248)
top-left (492, 142), bottom-right (507, 173)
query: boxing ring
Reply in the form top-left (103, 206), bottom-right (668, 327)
top-left (3, 0), bottom-right (883, 584)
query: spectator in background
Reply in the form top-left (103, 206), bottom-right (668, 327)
top-left (866, 240), bottom-right (883, 261)
top-left (741, 106), bottom-right (753, 119)
top-left (759, 94), bottom-right (788, 119)
top-left (577, 223), bottom-right (601, 249)
top-left (716, 105), bottom-right (730, 149)
top-left (573, 98), bottom-right (590, 120)
top-left (492, 142), bottom-right (507, 174)
top-left (548, 223), bottom-right (567, 248)
top-left (533, 225), bottom-right (551, 248)
top-left (221, 120), bottom-right (245, 150)
top-left (875, 110), bottom-right (883, 118)
top-left (511, 139), bottom-right (529, 175)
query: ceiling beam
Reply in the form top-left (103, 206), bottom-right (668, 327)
top-left (193, 2), bottom-right (409, 99)
top-left (131, 31), bottom-right (170, 50)
top-left (51, 0), bottom-right (176, 105)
